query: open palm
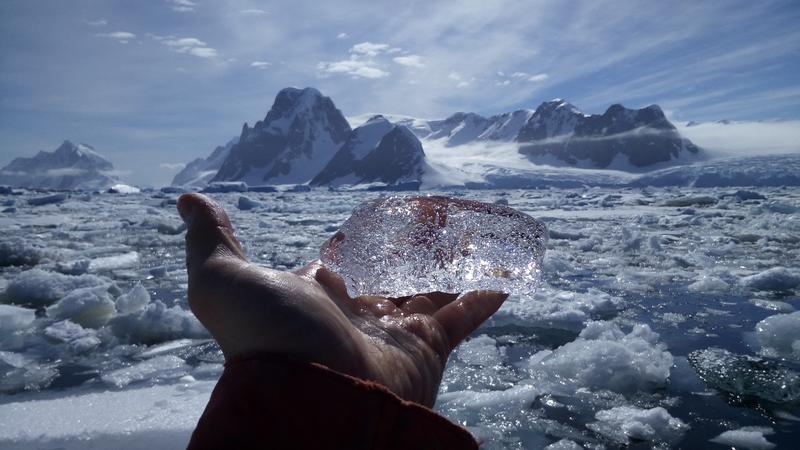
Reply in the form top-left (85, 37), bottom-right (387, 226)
top-left (178, 193), bottom-right (507, 406)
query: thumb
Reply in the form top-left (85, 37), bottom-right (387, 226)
top-left (177, 193), bottom-right (247, 274)
top-left (433, 290), bottom-right (508, 351)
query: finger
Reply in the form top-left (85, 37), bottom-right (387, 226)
top-left (433, 290), bottom-right (509, 351)
top-left (177, 193), bottom-right (247, 274)
top-left (414, 291), bottom-right (459, 308)
top-left (314, 265), bottom-right (351, 300)
top-left (400, 295), bottom-right (438, 316)
top-left (293, 259), bottom-right (322, 278)
top-left (360, 296), bottom-right (401, 317)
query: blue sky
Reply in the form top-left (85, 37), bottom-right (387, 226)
top-left (1, 0), bottom-right (799, 186)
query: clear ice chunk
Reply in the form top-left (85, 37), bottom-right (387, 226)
top-left (688, 347), bottom-right (800, 404)
top-left (320, 196), bottom-right (548, 298)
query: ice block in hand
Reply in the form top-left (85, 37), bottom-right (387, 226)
top-left (320, 196), bottom-right (548, 298)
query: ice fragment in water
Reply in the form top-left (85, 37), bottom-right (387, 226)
top-left (320, 196), bottom-right (547, 297)
top-left (688, 347), bottom-right (800, 404)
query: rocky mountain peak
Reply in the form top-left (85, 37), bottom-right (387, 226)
top-left (212, 87), bottom-right (352, 185)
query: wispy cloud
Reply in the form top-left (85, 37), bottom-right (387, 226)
top-left (167, 0), bottom-right (196, 13)
top-left (96, 31), bottom-right (136, 43)
top-left (337, 32), bottom-right (349, 40)
top-left (163, 37), bottom-right (217, 58)
top-left (250, 61), bottom-right (271, 69)
top-left (83, 19), bottom-right (108, 27)
top-left (393, 55), bottom-right (424, 68)
top-left (240, 9), bottom-right (268, 15)
top-left (159, 162), bottom-right (186, 170)
top-left (350, 42), bottom-right (389, 57)
top-left (317, 58), bottom-right (388, 79)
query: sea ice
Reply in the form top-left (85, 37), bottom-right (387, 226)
top-left (0, 304), bottom-right (35, 331)
top-left (688, 347), bottom-right (800, 403)
top-left (237, 195), bottom-right (262, 210)
top-left (321, 196), bottom-right (547, 297)
top-left (543, 439), bottom-right (583, 450)
top-left (527, 321), bottom-right (673, 393)
top-left (101, 355), bottom-right (190, 388)
top-left (710, 427), bottom-right (776, 450)
top-left (27, 193), bottom-right (67, 206)
top-left (488, 287), bottom-right (622, 331)
top-left (107, 184), bottom-right (141, 194)
top-left (0, 239), bottom-right (43, 267)
top-left (45, 285), bottom-right (116, 328)
top-left (115, 282), bottom-right (150, 314)
top-left (88, 251), bottom-right (140, 272)
top-left (3, 269), bottom-right (110, 307)
top-left (587, 406), bottom-right (688, 445)
top-left (755, 311), bottom-right (800, 361)
top-left (688, 274), bottom-right (730, 293)
top-left (0, 351), bottom-right (57, 393)
top-left (109, 300), bottom-right (208, 344)
top-left (741, 267), bottom-right (800, 292)
top-left (43, 320), bottom-right (101, 353)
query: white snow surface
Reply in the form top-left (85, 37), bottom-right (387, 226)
top-left (755, 311), bottom-right (800, 361)
top-left (710, 427), bottom-right (776, 450)
top-left (588, 406), bottom-right (689, 444)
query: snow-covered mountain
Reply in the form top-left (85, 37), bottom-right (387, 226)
top-left (396, 99), bottom-right (699, 170)
top-left (174, 89), bottom-right (707, 190)
top-left (516, 99), bottom-right (584, 142)
top-left (212, 87), bottom-right (352, 185)
top-left (518, 102), bottom-right (701, 169)
top-left (311, 116), bottom-right (427, 186)
top-left (171, 137), bottom-right (238, 187)
top-left (0, 140), bottom-right (117, 190)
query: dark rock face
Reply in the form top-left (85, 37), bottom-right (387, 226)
top-left (171, 137), bottom-right (238, 187)
top-left (516, 99), bottom-right (584, 142)
top-left (311, 115), bottom-right (393, 185)
top-left (212, 87), bottom-right (352, 184)
top-left (356, 126), bottom-right (426, 184)
top-left (518, 102), bottom-right (700, 169)
top-left (480, 110), bottom-right (535, 141)
top-left (311, 117), bottom-right (426, 186)
top-left (426, 112), bottom-right (490, 146)
top-left (0, 140), bottom-right (116, 190)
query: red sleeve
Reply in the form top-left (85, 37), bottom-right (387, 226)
top-left (186, 354), bottom-right (478, 450)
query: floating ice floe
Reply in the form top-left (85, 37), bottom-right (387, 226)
top-left (0, 238), bottom-right (44, 267)
top-left (45, 285), bottom-right (116, 328)
top-left (0, 350), bottom-right (57, 393)
top-left (543, 439), bottom-right (583, 450)
top-left (587, 406), bottom-right (688, 445)
top-left (115, 282), bottom-right (150, 314)
top-left (43, 320), bottom-right (101, 353)
top-left (527, 321), bottom-right (673, 393)
top-left (27, 193), bottom-right (67, 206)
top-left (688, 347), bottom-right (800, 403)
top-left (741, 267), bottom-right (800, 292)
top-left (107, 184), bottom-right (141, 194)
top-left (488, 287), bottom-right (622, 331)
top-left (109, 300), bottom-right (207, 345)
top-left (755, 311), bottom-right (800, 361)
top-left (237, 195), bottom-right (262, 210)
top-left (101, 354), bottom-right (191, 388)
top-left (3, 269), bottom-right (111, 307)
top-left (0, 304), bottom-right (35, 331)
top-left (710, 426), bottom-right (776, 450)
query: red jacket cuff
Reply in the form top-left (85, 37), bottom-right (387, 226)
top-left (187, 353), bottom-right (478, 450)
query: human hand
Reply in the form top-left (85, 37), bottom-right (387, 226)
top-left (177, 193), bottom-right (508, 406)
